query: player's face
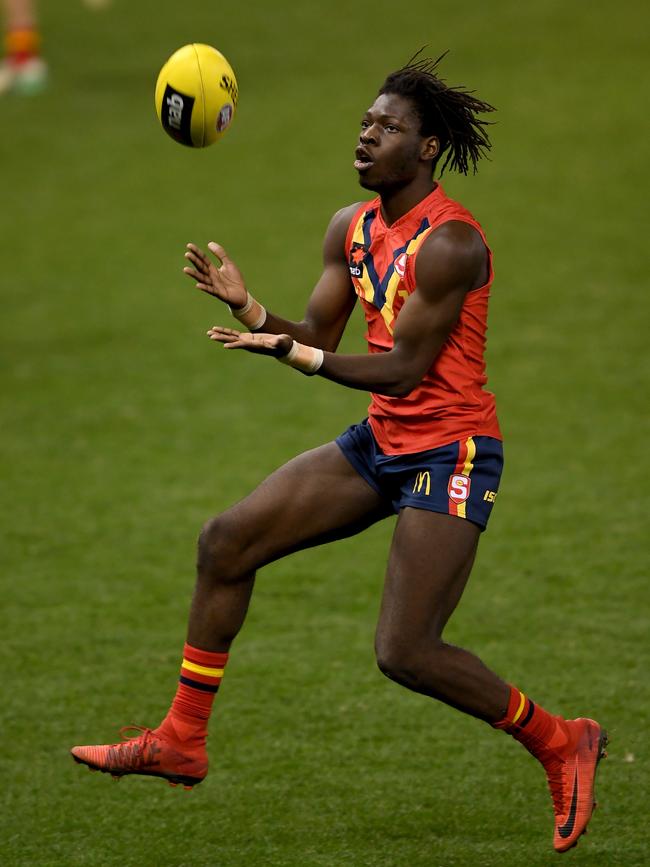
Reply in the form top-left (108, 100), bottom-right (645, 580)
top-left (354, 93), bottom-right (436, 191)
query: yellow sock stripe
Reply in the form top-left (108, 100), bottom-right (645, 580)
top-left (457, 437), bottom-right (477, 519)
top-left (511, 690), bottom-right (527, 724)
top-left (182, 658), bottom-right (224, 678)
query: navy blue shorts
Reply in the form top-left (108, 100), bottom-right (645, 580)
top-left (336, 419), bottom-right (503, 531)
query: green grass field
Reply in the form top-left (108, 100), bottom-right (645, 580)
top-left (1, 1), bottom-right (649, 864)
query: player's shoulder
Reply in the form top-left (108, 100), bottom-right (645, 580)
top-left (416, 220), bottom-right (487, 288)
top-left (330, 201), bottom-right (368, 229)
top-left (324, 201), bottom-right (368, 247)
top-left (421, 220), bottom-right (486, 265)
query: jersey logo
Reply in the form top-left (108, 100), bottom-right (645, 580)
top-left (448, 474), bottom-right (471, 503)
top-left (349, 213), bottom-right (430, 312)
top-left (349, 242), bottom-right (367, 278)
top-left (394, 252), bottom-right (407, 277)
top-left (412, 471), bottom-right (431, 496)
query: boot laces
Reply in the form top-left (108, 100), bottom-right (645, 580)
top-left (119, 724), bottom-right (155, 742)
top-left (545, 758), bottom-right (568, 816)
top-left (105, 726), bottom-right (161, 771)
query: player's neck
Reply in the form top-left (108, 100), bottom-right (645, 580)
top-left (379, 178), bottom-right (437, 227)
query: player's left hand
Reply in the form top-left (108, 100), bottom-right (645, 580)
top-left (207, 326), bottom-right (293, 358)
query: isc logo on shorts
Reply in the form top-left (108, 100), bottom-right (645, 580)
top-left (448, 474), bottom-right (471, 503)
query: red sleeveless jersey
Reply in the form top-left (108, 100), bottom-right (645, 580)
top-left (344, 184), bottom-right (501, 455)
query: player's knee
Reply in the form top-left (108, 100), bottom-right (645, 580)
top-left (375, 632), bottom-right (444, 689)
top-left (197, 513), bottom-right (248, 583)
top-left (375, 635), bottom-right (418, 686)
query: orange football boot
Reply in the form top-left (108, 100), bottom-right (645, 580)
top-left (540, 718), bottom-right (608, 853)
top-left (70, 725), bottom-right (207, 789)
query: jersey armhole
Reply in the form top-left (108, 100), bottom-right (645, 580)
top-left (344, 202), bottom-right (372, 260)
top-left (407, 217), bottom-right (493, 294)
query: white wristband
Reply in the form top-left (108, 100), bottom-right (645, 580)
top-left (278, 340), bottom-right (324, 375)
top-left (228, 291), bottom-right (267, 331)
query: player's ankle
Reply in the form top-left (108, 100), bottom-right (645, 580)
top-left (156, 710), bottom-right (207, 746)
top-left (492, 685), bottom-right (579, 760)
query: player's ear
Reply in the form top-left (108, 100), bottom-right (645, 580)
top-left (422, 136), bottom-right (439, 161)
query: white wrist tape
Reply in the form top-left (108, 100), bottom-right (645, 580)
top-left (228, 291), bottom-right (267, 331)
top-left (278, 340), bottom-right (324, 375)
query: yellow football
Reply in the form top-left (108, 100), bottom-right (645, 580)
top-left (154, 44), bottom-right (238, 148)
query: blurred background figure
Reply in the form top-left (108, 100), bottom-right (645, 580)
top-left (0, 0), bottom-right (47, 95)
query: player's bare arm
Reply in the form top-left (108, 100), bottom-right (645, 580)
top-left (317, 220), bottom-right (487, 394)
top-left (185, 203), bottom-right (360, 353)
top-left (210, 220), bottom-right (488, 396)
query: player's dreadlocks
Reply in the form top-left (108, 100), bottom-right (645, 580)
top-left (379, 51), bottom-right (495, 177)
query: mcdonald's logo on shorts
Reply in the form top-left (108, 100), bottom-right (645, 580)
top-left (448, 474), bottom-right (471, 504)
top-left (412, 471), bottom-right (431, 495)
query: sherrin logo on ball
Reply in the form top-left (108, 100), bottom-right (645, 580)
top-left (155, 44), bottom-right (238, 148)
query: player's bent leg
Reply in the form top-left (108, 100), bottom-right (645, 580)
top-left (189, 441), bottom-right (391, 650)
top-left (71, 442), bottom-right (391, 787)
top-left (374, 507), bottom-right (606, 851)
top-left (374, 508), bottom-right (510, 721)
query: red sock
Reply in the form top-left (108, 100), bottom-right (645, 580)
top-left (157, 643), bottom-right (229, 744)
top-left (5, 28), bottom-right (41, 63)
top-left (493, 684), bottom-right (574, 762)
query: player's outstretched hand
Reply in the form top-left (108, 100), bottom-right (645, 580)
top-left (207, 326), bottom-right (293, 358)
top-left (183, 242), bottom-right (248, 308)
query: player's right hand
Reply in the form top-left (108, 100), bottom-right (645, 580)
top-left (183, 242), bottom-right (248, 309)
top-left (207, 326), bottom-right (293, 357)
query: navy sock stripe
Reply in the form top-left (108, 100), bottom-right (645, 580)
top-left (518, 699), bottom-right (535, 729)
top-left (179, 675), bottom-right (220, 693)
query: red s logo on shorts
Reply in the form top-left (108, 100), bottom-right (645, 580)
top-left (448, 474), bottom-right (471, 504)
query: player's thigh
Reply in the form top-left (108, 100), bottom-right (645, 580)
top-left (202, 441), bottom-right (391, 573)
top-left (377, 508), bottom-right (481, 645)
